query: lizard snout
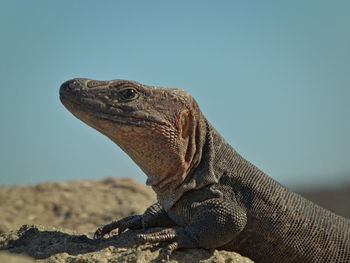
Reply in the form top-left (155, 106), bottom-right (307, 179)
top-left (60, 79), bottom-right (81, 94)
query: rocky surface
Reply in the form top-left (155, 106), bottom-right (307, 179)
top-left (0, 178), bottom-right (156, 234)
top-left (0, 178), bottom-right (253, 262)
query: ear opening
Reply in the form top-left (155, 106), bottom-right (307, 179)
top-left (179, 110), bottom-right (190, 139)
top-left (178, 110), bottom-right (196, 165)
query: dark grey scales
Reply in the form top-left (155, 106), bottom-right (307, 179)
top-left (59, 78), bottom-right (350, 262)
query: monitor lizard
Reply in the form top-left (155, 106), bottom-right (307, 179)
top-left (59, 78), bottom-right (350, 262)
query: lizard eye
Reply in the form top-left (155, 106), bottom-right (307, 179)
top-left (119, 88), bottom-right (138, 101)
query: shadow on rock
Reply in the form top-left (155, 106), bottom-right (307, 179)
top-left (1, 224), bottom-right (134, 259)
top-left (0, 225), bottom-right (217, 263)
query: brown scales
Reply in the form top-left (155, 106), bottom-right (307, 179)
top-left (60, 78), bottom-right (350, 262)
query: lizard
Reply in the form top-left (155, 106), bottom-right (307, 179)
top-left (59, 78), bottom-right (350, 263)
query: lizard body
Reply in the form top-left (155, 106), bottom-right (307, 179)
top-left (60, 78), bottom-right (350, 262)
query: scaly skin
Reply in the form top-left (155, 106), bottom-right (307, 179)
top-left (60, 78), bottom-right (350, 262)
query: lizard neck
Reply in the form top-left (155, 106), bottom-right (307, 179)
top-left (155, 118), bottom-right (221, 211)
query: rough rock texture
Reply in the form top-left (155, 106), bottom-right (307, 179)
top-left (0, 178), bottom-right (156, 234)
top-left (0, 178), bottom-right (253, 262)
top-left (0, 251), bottom-right (35, 263)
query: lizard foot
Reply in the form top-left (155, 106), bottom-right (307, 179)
top-left (131, 228), bottom-right (181, 259)
top-left (94, 214), bottom-right (143, 239)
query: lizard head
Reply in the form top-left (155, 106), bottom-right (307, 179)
top-left (60, 78), bottom-right (205, 193)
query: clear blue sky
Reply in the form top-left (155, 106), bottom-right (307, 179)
top-left (1, 1), bottom-right (349, 188)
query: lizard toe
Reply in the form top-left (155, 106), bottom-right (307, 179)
top-left (160, 241), bottom-right (179, 261)
top-left (132, 228), bottom-right (176, 247)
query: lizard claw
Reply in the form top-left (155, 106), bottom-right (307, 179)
top-left (93, 225), bottom-right (108, 239)
top-left (93, 214), bottom-right (143, 240)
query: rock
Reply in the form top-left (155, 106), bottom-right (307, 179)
top-left (0, 177), bottom-right (156, 233)
top-left (0, 178), bottom-right (253, 262)
top-left (0, 251), bottom-right (35, 263)
top-left (0, 225), bottom-right (252, 263)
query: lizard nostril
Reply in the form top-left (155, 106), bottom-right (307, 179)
top-left (60, 79), bottom-right (79, 94)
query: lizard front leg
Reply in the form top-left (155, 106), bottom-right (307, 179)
top-left (133, 198), bottom-right (247, 258)
top-left (94, 202), bottom-right (176, 239)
